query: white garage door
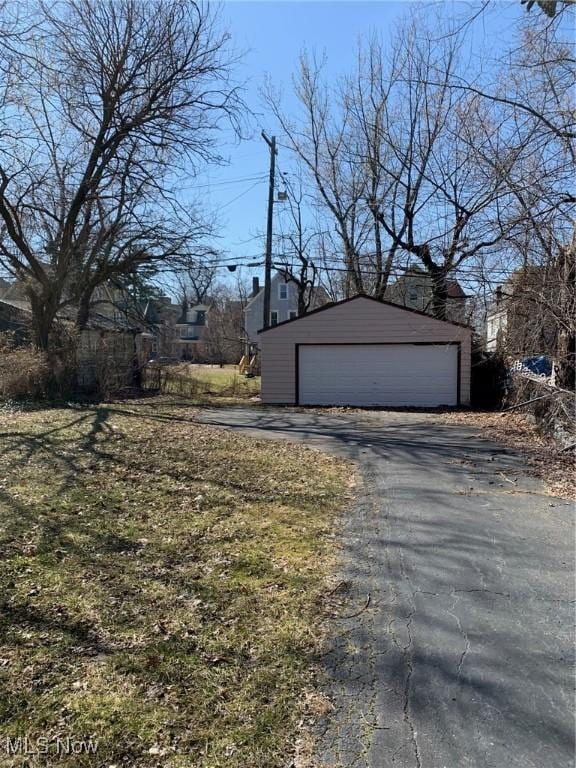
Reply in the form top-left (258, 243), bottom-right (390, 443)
top-left (298, 344), bottom-right (459, 407)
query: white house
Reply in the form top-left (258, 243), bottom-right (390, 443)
top-left (243, 272), bottom-right (326, 346)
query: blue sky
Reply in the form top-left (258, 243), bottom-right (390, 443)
top-left (185, 1), bottom-right (529, 285)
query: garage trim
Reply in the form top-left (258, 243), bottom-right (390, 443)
top-left (294, 341), bottom-right (461, 407)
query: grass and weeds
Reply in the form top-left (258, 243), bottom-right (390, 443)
top-left (0, 397), bottom-right (349, 766)
top-left (143, 364), bottom-right (260, 405)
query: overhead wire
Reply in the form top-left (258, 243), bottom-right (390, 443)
top-left (198, 258), bottom-right (518, 288)
top-left (176, 173), bottom-right (267, 191)
top-left (220, 179), bottom-right (266, 210)
top-left (174, 150), bottom-right (523, 290)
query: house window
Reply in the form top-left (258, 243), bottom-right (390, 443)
top-left (196, 310), bottom-right (206, 325)
top-left (270, 310), bottom-right (279, 326)
top-left (408, 288), bottom-right (419, 302)
top-left (278, 283), bottom-right (288, 300)
top-left (289, 310), bottom-right (298, 320)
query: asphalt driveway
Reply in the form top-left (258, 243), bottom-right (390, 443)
top-left (198, 407), bottom-right (575, 768)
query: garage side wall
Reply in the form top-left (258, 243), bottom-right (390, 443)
top-left (259, 298), bottom-right (471, 405)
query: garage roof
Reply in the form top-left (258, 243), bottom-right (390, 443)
top-left (257, 293), bottom-right (471, 334)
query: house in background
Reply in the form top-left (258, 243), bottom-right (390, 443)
top-left (0, 279), bottom-right (47, 344)
top-left (486, 287), bottom-right (508, 352)
top-left (137, 297), bottom-right (213, 362)
top-left (0, 274), bottom-right (221, 365)
top-left (0, 277), bottom-right (149, 388)
top-left (89, 287), bottom-right (214, 362)
top-left (174, 301), bottom-right (210, 359)
top-left (385, 268), bottom-right (468, 324)
top-left (485, 269), bottom-right (556, 356)
top-left (0, 290), bottom-right (141, 390)
top-left (138, 297), bottom-right (180, 361)
top-left (243, 272), bottom-right (328, 346)
top-left (0, 277), bottom-right (28, 304)
top-left (0, 296), bottom-right (32, 343)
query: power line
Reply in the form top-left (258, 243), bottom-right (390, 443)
top-left (201, 259), bottom-right (515, 287)
top-left (220, 180), bottom-right (266, 210)
top-left (197, 255), bottom-right (516, 280)
top-left (176, 173), bottom-right (267, 191)
top-left (201, 252), bottom-right (517, 277)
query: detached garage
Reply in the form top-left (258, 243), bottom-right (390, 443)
top-left (258, 295), bottom-right (472, 407)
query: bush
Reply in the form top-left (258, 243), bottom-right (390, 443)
top-left (0, 333), bottom-right (75, 401)
top-left (0, 335), bottom-right (51, 400)
top-left (506, 374), bottom-right (575, 445)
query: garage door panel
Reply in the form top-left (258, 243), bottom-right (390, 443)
top-left (298, 344), bottom-right (458, 407)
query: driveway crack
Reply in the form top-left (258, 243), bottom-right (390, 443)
top-left (399, 548), bottom-right (422, 768)
top-left (401, 607), bottom-right (422, 768)
top-left (449, 591), bottom-right (471, 681)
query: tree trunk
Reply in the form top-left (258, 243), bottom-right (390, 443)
top-left (556, 330), bottom-right (575, 389)
top-left (555, 240), bottom-right (575, 389)
top-left (345, 246), bottom-right (363, 297)
top-left (373, 215), bottom-right (386, 300)
top-left (131, 334), bottom-right (142, 387)
top-left (28, 289), bottom-right (58, 350)
top-left (33, 321), bottom-right (50, 351)
top-left (429, 264), bottom-right (449, 321)
top-left (76, 290), bottom-right (92, 330)
top-left (413, 243), bottom-right (450, 321)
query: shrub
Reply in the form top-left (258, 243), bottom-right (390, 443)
top-left (0, 334), bottom-right (51, 400)
top-left (0, 333), bottom-right (76, 401)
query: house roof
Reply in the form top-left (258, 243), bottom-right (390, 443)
top-left (143, 300), bottom-right (161, 325)
top-left (0, 280), bottom-right (28, 302)
top-left (175, 302), bottom-right (209, 325)
top-left (257, 293), bottom-right (472, 335)
top-left (0, 297), bottom-right (31, 313)
top-left (446, 281), bottom-right (467, 299)
top-left (0, 298), bottom-right (139, 332)
top-left (80, 312), bottom-right (140, 332)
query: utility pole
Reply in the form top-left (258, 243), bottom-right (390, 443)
top-left (262, 131), bottom-right (277, 329)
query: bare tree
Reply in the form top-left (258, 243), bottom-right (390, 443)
top-left (442, 6), bottom-right (575, 145)
top-left (175, 258), bottom-right (219, 306)
top-left (0, 0), bottom-right (242, 349)
top-left (275, 174), bottom-right (320, 314)
top-left (521, 0), bottom-right (575, 17)
top-left (264, 56), bottom-right (374, 296)
top-left (265, 22), bottom-right (517, 316)
top-left (198, 286), bottom-right (243, 365)
top-left (343, 38), bottom-right (397, 299)
top-left (369, 21), bottom-right (520, 319)
top-left (468, 16), bottom-right (575, 384)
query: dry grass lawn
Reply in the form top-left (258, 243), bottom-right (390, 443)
top-left (0, 397), bottom-right (349, 767)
